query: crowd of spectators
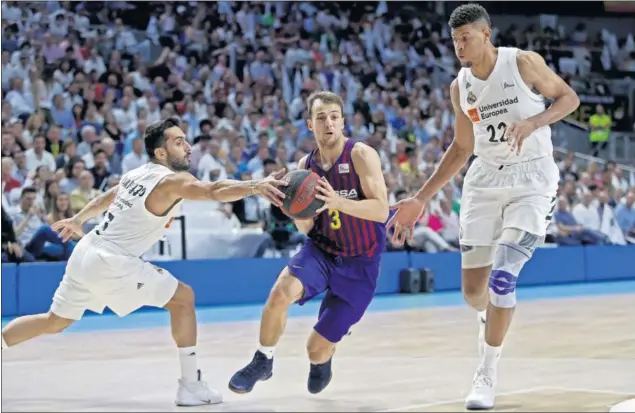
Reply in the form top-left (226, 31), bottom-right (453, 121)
top-left (1, 1), bottom-right (634, 263)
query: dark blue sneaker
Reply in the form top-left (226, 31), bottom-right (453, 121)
top-left (228, 351), bottom-right (273, 394)
top-left (307, 358), bottom-right (332, 394)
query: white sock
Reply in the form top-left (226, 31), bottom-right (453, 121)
top-left (1, 334), bottom-right (7, 350)
top-left (478, 310), bottom-right (487, 323)
top-left (178, 346), bottom-right (199, 382)
top-left (258, 345), bottom-right (275, 359)
top-left (481, 342), bottom-right (502, 370)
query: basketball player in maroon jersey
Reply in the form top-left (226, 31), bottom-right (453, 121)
top-left (229, 91), bottom-right (388, 395)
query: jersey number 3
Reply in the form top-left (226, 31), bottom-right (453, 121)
top-left (329, 209), bottom-right (341, 230)
top-left (487, 122), bottom-right (508, 143)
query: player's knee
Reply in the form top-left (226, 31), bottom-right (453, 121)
top-left (166, 282), bottom-right (195, 310)
top-left (489, 228), bottom-right (540, 308)
top-left (461, 246), bottom-right (493, 305)
top-left (268, 272), bottom-right (303, 310)
top-left (44, 311), bottom-right (74, 334)
top-left (462, 276), bottom-right (487, 306)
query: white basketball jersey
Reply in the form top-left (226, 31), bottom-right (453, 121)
top-left (91, 163), bottom-right (182, 257)
top-left (457, 47), bottom-right (553, 165)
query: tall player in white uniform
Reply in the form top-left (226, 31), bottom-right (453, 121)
top-left (388, 4), bottom-right (580, 410)
top-left (1, 118), bottom-right (287, 406)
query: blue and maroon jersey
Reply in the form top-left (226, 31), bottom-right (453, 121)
top-left (305, 139), bottom-right (386, 258)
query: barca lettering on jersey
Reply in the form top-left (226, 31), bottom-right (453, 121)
top-left (306, 139), bottom-right (386, 258)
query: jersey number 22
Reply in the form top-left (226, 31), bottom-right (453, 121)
top-left (487, 122), bottom-right (508, 143)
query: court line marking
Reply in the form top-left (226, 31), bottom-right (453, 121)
top-left (545, 387), bottom-right (635, 396)
top-left (374, 386), bottom-right (551, 412)
top-left (6, 355), bottom-right (635, 366)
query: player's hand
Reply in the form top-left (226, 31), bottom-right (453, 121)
top-left (52, 216), bottom-right (84, 243)
top-left (255, 168), bottom-right (288, 207)
top-left (387, 197), bottom-right (427, 246)
top-left (505, 119), bottom-right (538, 155)
top-left (314, 177), bottom-right (340, 214)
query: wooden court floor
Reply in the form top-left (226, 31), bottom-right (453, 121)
top-left (2, 293), bottom-right (634, 412)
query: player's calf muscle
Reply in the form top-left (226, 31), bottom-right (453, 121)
top-left (306, 331), bottom-right (334, 364)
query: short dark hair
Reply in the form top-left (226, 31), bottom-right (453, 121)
top-left (93, 149), bottom-right (107, 158)
top-left (20, 187), bottom-right (37, 198)
top-left (144, 117), bottom-right (180, 159)
top-left (306, 90), bottom-right (344, 118)
top-left (448, 3), bottom-right (491, 29)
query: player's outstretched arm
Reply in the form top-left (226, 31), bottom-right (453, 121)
top-left (72, 185), bottom-right (119, 224)
top-left (161, 170), bottom-right (288, 206)
top-left (53, 185), bottom-right (119, 241)
top-left (414, 79), bottom-right (474, 203)
top-left (315, 143), bottom-right (389, 223)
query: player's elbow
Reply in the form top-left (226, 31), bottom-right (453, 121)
top-left (569, 90), bottom-right (581, 111)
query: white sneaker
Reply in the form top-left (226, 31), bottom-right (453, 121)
top-left (465, 366), bottom-right (496, 410)
top-left (477, 313), bottom-right (486, 357)
top-left (175, 370), bottom-right (223, 406)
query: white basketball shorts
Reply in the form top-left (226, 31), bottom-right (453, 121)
top-left (50, 235), bottom-right (178, 320)
top-left (459, 155), bottom-right (560, 247)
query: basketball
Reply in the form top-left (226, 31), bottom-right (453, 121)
top-left (281, 169), bottom-right (325, 219)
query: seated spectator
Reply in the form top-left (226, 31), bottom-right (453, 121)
top-left (412, 208), bottom-right (458, 253)
top-left (198, 138), bottom-right (227, 182)
top-left (90, 149), bottom-right (111, 191)
top-left (2, 157), bottom-right (21, 194)
top-left (438, 198), bottom-right (460, 248)
top-left (70, 170), bottom-right (102, 215)
top-left (25, 135), bottom-right (56, 173)
top-left (553, 196), bottom-right (609, 246)
top-left (121, 137), bottom-right (148, 173)
top-left (1, 206), bottom-right (34, 263)
top-left (615, 190), bottom-right (635, 243)
top-left (60, 157), bottom-right (86, 193)
top-left (572, 192), bottom-right (601, 230)
top-left (596, 189), bottom-right (626, 245)
top-left (9, 187), bottom-right (74, 261)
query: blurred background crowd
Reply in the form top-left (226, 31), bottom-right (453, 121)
top-left (2, 1), bottom-right (635, 263)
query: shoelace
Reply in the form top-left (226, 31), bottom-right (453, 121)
top-left (309, 362), bottom-right (329, 379)
top-left (473, 368), bottom-right (494, 388)
top-left (240, 355), bottom-right (267, 378)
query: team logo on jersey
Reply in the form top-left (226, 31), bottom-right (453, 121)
top-left (467, 91), bottom-right (478, 105)
top-left (336, 189), bottom-right (358, 199)
top-left (338, 163), bottom-right (350, 174)
top-left (467, 108), bottom-right (481, 123)
top-left (503, 81), bottom-right (515, 89)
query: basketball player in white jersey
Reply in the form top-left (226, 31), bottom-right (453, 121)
top-left (1, 118), bottom-right (287, 406)
top-left (388, 4), bottom-right (580, 410)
